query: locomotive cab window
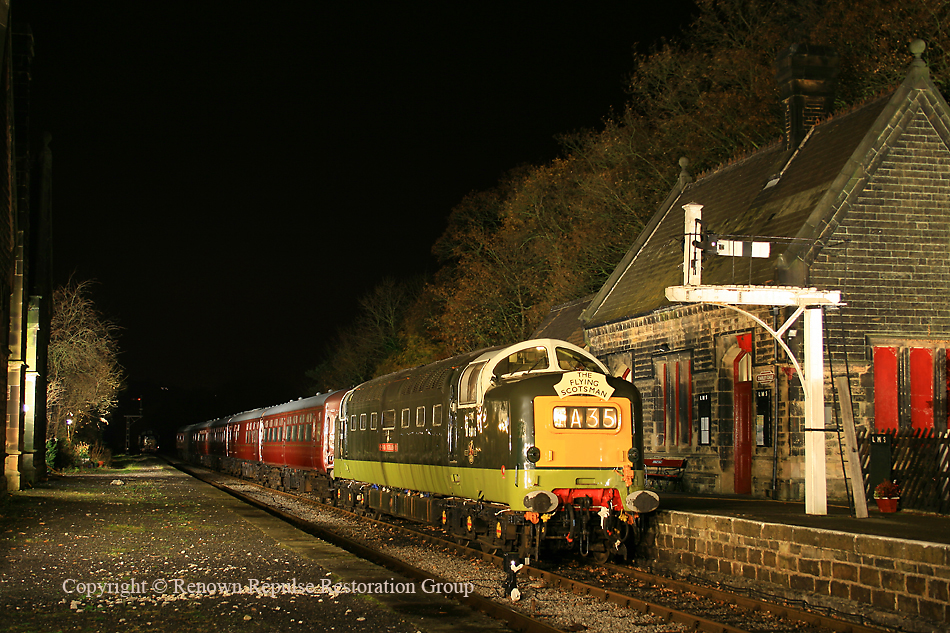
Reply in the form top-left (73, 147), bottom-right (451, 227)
top-left (493, 346), bottom-right (548, 379)
top-left (555, 347), bottom-right (601, 372)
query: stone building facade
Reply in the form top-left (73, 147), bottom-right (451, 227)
top-left (581, 43), bottom-right (950, 502)
top-left (1, 9), bottom-right (52, 491)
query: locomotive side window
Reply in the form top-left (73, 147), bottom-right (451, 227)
top-left (433, 404), bottom-right (442, 426)
top-left (416, 406), bottom-right (425, 427)
top-left (371, 412), bottom-right (378, 430)
top-left (382, 410), bottom-right (396, 430)
top-left (553, 405), bottom-right (621, 430)
top-left (401, 408), bottom-right (410, 428)
top-left (459, 361), bottom-right (487, 405)
top-left (359, 414), bottom-right (366, 430)
top-left (349, 414), bottom-right (357, 431)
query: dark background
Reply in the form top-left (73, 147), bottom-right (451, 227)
top-left (16, 1), bottom-right (695, 442)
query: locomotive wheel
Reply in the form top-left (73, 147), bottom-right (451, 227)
top-left (590, 551), bottom-right (611, 564)
top-left (479, 541), bottom-right (498, 555)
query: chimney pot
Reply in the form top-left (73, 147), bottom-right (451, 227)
top-left (775, 44), bottom-right (840, 150)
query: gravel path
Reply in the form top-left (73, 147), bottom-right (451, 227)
top-left (0, 456), bottom-right (508, 633)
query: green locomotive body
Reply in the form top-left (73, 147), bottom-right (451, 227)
top-left (334, 338), bottom-right (658, 561)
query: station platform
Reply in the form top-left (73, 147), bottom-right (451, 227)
top-left (642, 491), bottom-right (950, 631)
top-left (0, 456), bottom-right (511, 633)
top-left (655, 491), bottom-right (950, 545)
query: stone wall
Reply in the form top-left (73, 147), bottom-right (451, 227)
top-left (640, 510), bottom-right (950, 627)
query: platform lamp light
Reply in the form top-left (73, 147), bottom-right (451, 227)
top-left (66, 416), bottom-right (73, 440)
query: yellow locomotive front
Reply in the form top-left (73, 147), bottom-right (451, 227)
top-left (495, 364), bottom-right (658, 562)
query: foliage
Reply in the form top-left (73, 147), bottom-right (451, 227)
top-left (47, 280), bottom-right (125, 440)
top-left (309, 0), bottom-right (950, 377)
top-left (89, 442), bottom-right (112, 467)
top-left (419, 0), bottom-right (950, 355)
top-left (874, 480), bottom-right (901, 499)
top-left (44, 438), bottom-right (57, 472)
top-left (306, 276), bottom-right (432, 392)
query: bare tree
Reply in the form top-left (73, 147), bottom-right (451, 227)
top-left (46, 280), bottom-right (124, 440)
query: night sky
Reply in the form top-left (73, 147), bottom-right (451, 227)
top-left (18, 2), bottom-right (696, 428)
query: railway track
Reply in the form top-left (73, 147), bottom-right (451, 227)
top-left (174, 460), bottom-right (891, 633)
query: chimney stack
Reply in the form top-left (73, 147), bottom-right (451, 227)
top-left (775, 44), bottom-right (840, 151)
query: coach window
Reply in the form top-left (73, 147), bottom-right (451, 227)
top-left (416, 406), bottom-right (425, 427)
top-left (433, 404), bottom-right (443, 427)
top-left (306, 424), bottom-right (312, 441)
top-left (371, 412), bottom-right (378, 430)
top-left (401, 408), bottom-right (410, 428)
top-left (360, 413), bottom-right (366, 431)
top-left (382, 410), bottom-right (396, 429)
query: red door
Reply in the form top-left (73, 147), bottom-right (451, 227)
top-left (734, 380), bottom-right (753, 494)
top-left (733, 333), bottom-right (754, 494)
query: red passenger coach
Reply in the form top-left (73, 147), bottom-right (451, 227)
top-left (178, 391), bottom-right (344, 498)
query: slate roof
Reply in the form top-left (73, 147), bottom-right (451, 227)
top-left (582, 55), bottom-right (950, 328)
top-left (530, 295), bottom-right (592, 347)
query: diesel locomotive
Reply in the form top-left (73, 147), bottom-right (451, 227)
top-left (177, 338), bottom-right (659, 562)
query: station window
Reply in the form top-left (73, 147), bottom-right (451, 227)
top-left (656, 352), bottom-right (692, 447)
top-left (433, 404), bottom-right (442, 427)
top-left (401, 409), bottom-right (410, 428)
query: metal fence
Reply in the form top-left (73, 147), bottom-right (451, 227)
top-left (857, 427), bottom-right (950, 514)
